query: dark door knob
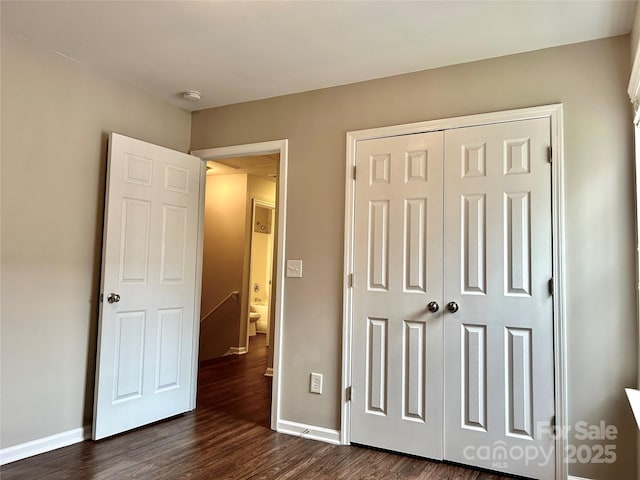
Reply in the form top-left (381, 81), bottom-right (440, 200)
top-left (447, 301), bottom-right (459, 313)
top-left (107, 293), bottom-right (121, 304)
top-left (427, 301), bottom-right (439, 313)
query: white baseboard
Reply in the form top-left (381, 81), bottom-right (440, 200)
top-left (277, 419), bottom-right (340, 445)
top-left (264, 367), bottom-right (274, 377)
top-left (225, 346), bottom-right (248, 356)
top-left (0, 425), bottom-right (90, 465)
top-left (568, 476), bottom-right (594, 480)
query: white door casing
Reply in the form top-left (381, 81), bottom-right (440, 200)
top-left (345, 106), bottom-right (565, 480)
top-left (443, 118), bottom-right (554, 478)
top-left (190, 139), bottom-right (289, 433)
top-left (350, 132), bottom-right (445, 458)
top-left (93, 133), bottom-right (202, 440)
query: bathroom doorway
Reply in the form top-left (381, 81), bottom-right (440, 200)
top-left (247, 200), bottom-right (276, 351)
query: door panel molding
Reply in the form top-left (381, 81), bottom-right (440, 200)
top-left (342, 104), bottom-right (566, 480)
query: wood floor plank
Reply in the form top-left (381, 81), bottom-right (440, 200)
top-left (1, 334), bottom-right (513, 479)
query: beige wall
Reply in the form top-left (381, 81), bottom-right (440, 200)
top-left (199, 174), bottom-right (248, 360)
top-left (0, 32), bottom-right (191, 448)
top-left (632, 2), bottom-right (640, 63)
top-left (247, 175), bottom-right (277, 218)
top-left (191, 36), bottom-right (637, 478)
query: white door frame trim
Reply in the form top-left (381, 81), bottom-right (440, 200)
top-left (190, 139), bottom-right (288, 432)
top-left (342, 104), bottom-right (567, 480)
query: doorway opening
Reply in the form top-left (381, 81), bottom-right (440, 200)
top-left (198, 154), bottom-right (278, 363)
top-left (191, 140), bottom-right (288, 431)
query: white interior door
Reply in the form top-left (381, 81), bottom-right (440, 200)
top-left (93, 133), bottom-right (202, 440)
top-left (443, 118), bottom-right (554, 479)
top-left (350, 132), bottom-right (444, 458)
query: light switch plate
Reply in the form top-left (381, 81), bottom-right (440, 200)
top-left (286, 259), bottom-right (303, 278)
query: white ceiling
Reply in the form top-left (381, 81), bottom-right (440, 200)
top-left (208, 154), bottom-right (279, 181)
top-left (2, 1), bottom-right (636, 112)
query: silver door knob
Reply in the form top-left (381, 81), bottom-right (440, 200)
top-left (427, 301), bottom-right (439, 313)
top-left (107, 293), bottom-right (121, 304)
top-left (447, 301), bottom-right (459, 313)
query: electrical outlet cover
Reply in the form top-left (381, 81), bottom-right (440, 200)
top-left (310, 372), bottom-right (322, 394)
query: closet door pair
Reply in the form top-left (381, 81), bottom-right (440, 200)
top-left (350, 118), bottom-right (554, 480)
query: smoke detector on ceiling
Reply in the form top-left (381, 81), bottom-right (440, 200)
top-left (182, 90), bottom-right (202, 102)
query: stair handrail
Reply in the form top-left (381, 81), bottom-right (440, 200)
top-left (200, 291), bottom-right (239, 322)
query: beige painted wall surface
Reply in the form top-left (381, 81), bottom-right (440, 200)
top-left (191, 36), bottom-right (637, 478)
top-left (247, 175), bottom-right (277, 211)
top-left (199, 174), bottom-right (248, 360)
top-left (632, 2), bottom-right (640, 63)
top-left (0, 32), bottom-right (191, 448)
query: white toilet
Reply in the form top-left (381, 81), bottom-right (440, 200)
top-left (249, 306), bottom-right (261, 336)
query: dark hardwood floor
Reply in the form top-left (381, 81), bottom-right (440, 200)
top-left (2, 334), bottom-right (511, 479)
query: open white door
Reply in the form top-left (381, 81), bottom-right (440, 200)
top-left (93, 133), bottom-right (202, 440)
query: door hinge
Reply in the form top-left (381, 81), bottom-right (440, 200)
top-left (348, 273), bottom-right (354, 288)
top-left (551, 415), bottom-right (556, 429)
top-left (99, 293), bottom-right (104, 303)
top-left (547, 146), bottom-right (552, 163)
top-left (346, 386), bottom-right (352, 402)
top-left (352, 165), bottom-right (357, 180)
top-left (548, 278), bottom-right (554, 296)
